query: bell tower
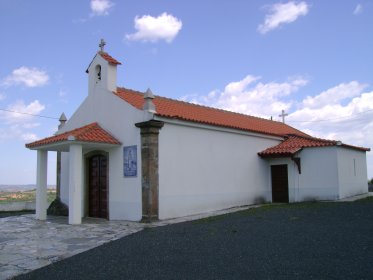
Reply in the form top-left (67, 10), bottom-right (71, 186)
top-left (86, 39), bottom-right (122, 94)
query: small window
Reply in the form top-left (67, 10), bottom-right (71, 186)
top-left (95, 65), bottom-right (101, 81)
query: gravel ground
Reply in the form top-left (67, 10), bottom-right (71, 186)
top-left (13, 199), bottom-right (373, 280)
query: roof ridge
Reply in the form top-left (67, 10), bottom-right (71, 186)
top-left (26, 122), bottom-right (121, 148)
top-left (117, 86), bottom-right (294, 126)
top-left (286, 134), bottom-right (336, 143)
top-left (117, 87), bottom-right (143, 96)
top-left (61, 122), bottom-right (98, 136)
top-left (77, 122), bottom-right (101, 137)
top-left (115, 87), bottom-right (311, 138)
top-left (98, 52), bottom-right (122, 65)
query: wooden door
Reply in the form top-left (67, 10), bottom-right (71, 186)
top-left (88, 155), bottom-right (108, 218)
top-left (271, 165), bottom-right (289, 203)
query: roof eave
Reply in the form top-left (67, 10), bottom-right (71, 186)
top-left (153, 114), bottom-right (287, 139)
top-left (340, 144), bottom-right (370, 152)
top-left (258, 147), bottom-right (303, 158)
top-left (26, 140), bottom-right (121, 152)
top-left (258, 152), bottom-right (294, 158)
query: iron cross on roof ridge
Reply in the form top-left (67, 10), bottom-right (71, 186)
top-left (279, 109), bottom-right (288, 123)
top-left (99, 39), bottom-right (106, 52)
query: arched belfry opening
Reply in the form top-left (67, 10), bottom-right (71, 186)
top-left (95, 64), bottom-right (101, 81)
top-left (86, 39), bottom-right (122, 94)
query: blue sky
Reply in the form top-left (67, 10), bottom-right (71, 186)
top-left (0, 0), bottom-right (372, 184)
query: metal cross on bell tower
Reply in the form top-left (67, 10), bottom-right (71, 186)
top-left (279, 109), bottom-right (288, 124)
top-left (99, 38), bottom-right (106, 52)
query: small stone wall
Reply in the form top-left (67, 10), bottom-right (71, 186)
top-left (0, 201), bottom-right (36, 211)
top-left (0, 201), bottom-right (54, 212)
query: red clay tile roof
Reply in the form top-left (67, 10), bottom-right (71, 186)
top-left (258, 135), bottom-right (370, 158)
top-left (114, 87), bottom-right (310, 138)
top-left (99, 52), bottom-right (121, 65)
top-left (26, 122), bottom-right (121, 149)
top-left (86, 52), bottom-right (122, 73)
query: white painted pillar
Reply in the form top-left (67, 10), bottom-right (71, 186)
top-left (36, 150), bottom-right (48, 220)
top-left (68, 144), bottom-right (83, 225)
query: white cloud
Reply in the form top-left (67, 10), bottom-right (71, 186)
top-left (353, 4), bottom-right (363, 15)
top-left (288, 83), bottom-right (373, 178)
top-left (0, 100), bottom-right (45, 124)
top-left (58, 89), bottom-right (67, 97)
top-left (289, 85), bottom-right (373, 138)
top-left (0, 93), bottom-right (5, 101)
top-left (182, 75), bottom-right (308, 119)
top-left (0, 124), bottom-right (40, 142)
top-left (0, 100), bottom-right (45, 142)
top-left (258, 1), bottom-right (309, 34)
top-left (90, 0), bottom-right (114, 16)
top-left (182, 78), bottom-right (370, 134)
top-left (2, 67), bottom-right (49, 88)
top-left (126, 13), bottom-right (182, 43)
top-left (302, 81), bottom-right (368, 109)
top-left (182, 78), bottom-right (372, 178)
top-left (21, 133), bottom-right (38, 142)
top-left (224, 75), bottom-right (261, 94)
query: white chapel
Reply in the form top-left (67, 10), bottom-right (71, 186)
top-left (26, 42), bottom-right (370, 224)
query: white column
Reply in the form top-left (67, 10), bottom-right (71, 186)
top-left (68, 144), bottom-right (83, 224)
top-left (36, 150), bottom-right (48, 220)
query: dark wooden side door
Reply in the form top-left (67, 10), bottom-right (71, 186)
top-left (271, 165), bottom-right (289, 203)
top-left (88, 155), bottom-right (108, 218)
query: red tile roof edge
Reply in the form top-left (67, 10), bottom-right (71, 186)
top-left (341, 143), bottom-right (370, 152)
top-left (85, 52), bottom-right (122, 73)
top-left (290, 134), bottom-right (370, 152)
top-left (258, 134), bottom-right (370, 158)
top-left (25, 122), bottom-right (121, 149)
top-left (99, 51), bottom-right (121, 65)
top-left (114, 87), bottom-right (311, 139)
top-left (117, 87), bottom-right (282, 122)
top-left (156, 114), bottom-right (293, 138)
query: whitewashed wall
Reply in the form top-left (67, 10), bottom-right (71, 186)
top-left (337, 147), bottom-right (368, 198)
top-left (157, 121), bottom-right (281, 219)
top-left (60, 55), bottom-right (147, 221)
top-left (294, 147), bottom-right (340, 201)
top-left (267, 146), bottom-right (369, 203)
top-left (268, 148), bottom-right (340, 202)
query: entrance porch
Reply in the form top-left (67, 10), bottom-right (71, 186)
top-left (25, 122), bottom-right (121, 224)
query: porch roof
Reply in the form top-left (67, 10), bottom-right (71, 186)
top-left (25, 122), bottom-right (121, 151)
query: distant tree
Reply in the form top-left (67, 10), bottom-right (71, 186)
top-left (369, 178), bottom-right (373, 184)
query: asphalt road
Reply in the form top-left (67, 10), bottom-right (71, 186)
top-left (14, 199), bottom-right (373, 280)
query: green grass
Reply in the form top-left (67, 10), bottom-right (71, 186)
top-left (192, 214), bottom-right (227, 224)
top-left (193, 201), bottom-right (356, 224)
top-left (355, 195), bottom-right (373, 202)
top-left (238, 202), bottom-right (332, 215)
top-left (0, 189), bottom-right (56, 204)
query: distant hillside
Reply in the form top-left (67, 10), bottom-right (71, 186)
top-left (0, 185), bottom-right (56, 192)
